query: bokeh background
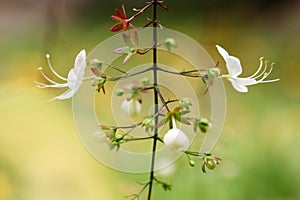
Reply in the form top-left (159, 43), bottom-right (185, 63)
top-left (1, 0), bottom-right (299, 199)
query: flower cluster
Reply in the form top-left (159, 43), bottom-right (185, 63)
top-left (34, 1), bottom-right (280, 199)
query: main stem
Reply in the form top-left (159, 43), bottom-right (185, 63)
top-left (148, 0), bottom-right (158, 199)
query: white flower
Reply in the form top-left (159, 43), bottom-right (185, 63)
top-left (35, 49), bottom-right (87, 100)
top-left (216, 45), bottom-right (279, 92)
top-left (121, 99), bottom-right (141, 116)
top-left (163, 128), bottom-right (190, 152)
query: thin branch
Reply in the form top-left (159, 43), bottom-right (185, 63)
top-left (157, 67), bottom-right (205, 78)
top-left (129, 1), bottom-right (154, 22)
top-left (184, 151), bottom-right (211, 158)
top-left (109, 66), bottom-right (154, 81)
top-left (155, 87), bottom-right (171, 112)
top-left (126, 181), bottom-right (151, 200)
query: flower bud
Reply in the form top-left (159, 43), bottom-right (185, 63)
top-left (163, 128), bottom-right (190, 152)
top-left (163, 38), bottom-right (177, 51)
top-left (141, 77), bottom-right (150, 85)
top-left (115, 88), bottom-right (124, 96)
top-left (115, 134), bottom-right (124, 142)
top-left (121, 99), bottom-right (141, 116)
top-left (202, 156), bottom-right (221, 173)
top-left (199, 118), bottom-right (210, 133)
top-left (206, 159), bottom-right (217, 170)
top-left (142, 118), bottom-right (155, 133)
top-left (179, 98), bottom-right (192, 110)
top-left (189, 160), bottom-right (196, 167)
top-left (88, 58), bottom-right (103, 69)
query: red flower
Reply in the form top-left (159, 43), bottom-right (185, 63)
top-left (110, 4), bottom-right (133, 32)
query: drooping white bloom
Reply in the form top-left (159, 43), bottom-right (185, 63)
top-left (163, 128), bottom-right (190, 152)
top-left (216, 45), bottom-right (279, 92)
top-left (35, 49), bottom-right (87, 100)
top-left (121, 99), bottom-right (141, 116)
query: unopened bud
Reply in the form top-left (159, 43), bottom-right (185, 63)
top-left (189, 160), bottom-right (195, 167)
top-left (89, 59), bottom-right (103, 70)
top-left (199, 118), bottom-right (210, 133)
top-left (141, 77), bottom-right (150, 85)
top-left (206, 159), bottom-right (217, 170)
top-left (115, 88), bottom-right (124, 96)
top-left (163, 38), bottom-right (177, 51)
top-left (115, 134), bottom-right (124, 142)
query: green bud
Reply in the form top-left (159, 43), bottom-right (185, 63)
top-left (89, 59), bottom-right (103, 70)
top-left (115, 88), bottom-right (124, 96)
top-left (199, 118), bottom-right (210, 133)
top-left (189, 160), bottom-right (196, 167)
top-left (115, 134), bottom-right (124, 142)
top-left (206, 159), bottom-right (217, 170)
top-left (163, 38), bottom-right (177, 51)
top-left (179, 98), bottom-right (192, 110)
top-left (142, 118), bottom-right (155, 133)
top-left (141, 77), bottom-right (150, 85)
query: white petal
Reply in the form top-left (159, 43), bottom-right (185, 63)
top-left (216, 45), bottom-right (242, 77)
top-left (216, 45), bottom-right (229, 59)
top-left (67, 69), bottom-right (77, 89)
top-left (133, 100), bottom-right (141, 114)
top-left (53, 89), bottom-right (76, 100)
top-left (163, 128), bottom-right (190, 152)
top-left (234, 77), bottom-right (257, 86)
top-left (74, 49), bottom-right (86, 77)
top-left (226, 55), bottom-right (243, 77)
top-left (229, 79), bottom-right (248, 92)
top-left (121, 99), bottom-right (141, 116)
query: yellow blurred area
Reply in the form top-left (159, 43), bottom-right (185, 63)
top-left (0, 80), bottom-right (123, 200)
top-left (1, 0), bottom-right (300, 200)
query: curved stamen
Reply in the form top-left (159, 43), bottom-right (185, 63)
top-left (34, 81), bottom-right (68, 88)
top-left (252, 60), bottom-right (268, 80)
top-left (46, 54), bottom-right (68, 81)
top-left (38, 67), bottom-right (63, 85)
top-left (248, 57), bottom-right (264, 79)
top-left (259, 78), bottom-right (280, 83)
top-left (257, 64), bottom-right (278, 83)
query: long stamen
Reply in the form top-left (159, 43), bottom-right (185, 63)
top-left (38, 67), bottom-right (62, 85)
top-left (259, 79), bottom-right (280, 83)
top-left (34, 81), bottom-right (68, 88)
top-left (46, 54), bottom-right (68, 81)
top-left (248, 57), bottom-right (264, 79)
top-left (257, 63), bottom-right (279, 83)
top-left (252, 60), bottom-right (268, 80)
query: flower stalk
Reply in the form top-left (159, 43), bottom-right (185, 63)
top-left (147, 0), bottom-right (159, 198)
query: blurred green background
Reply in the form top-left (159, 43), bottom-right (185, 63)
top-left (1, 0), bottom-right (299, 199)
